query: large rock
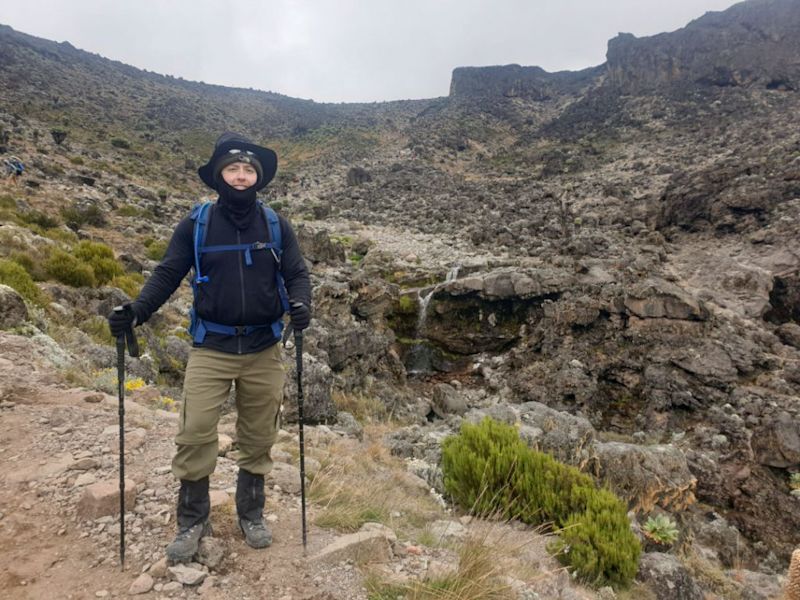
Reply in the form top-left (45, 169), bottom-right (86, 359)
top-left (776, 322), bottom-right (800, 349)
top-left (517, 401), bottom-right (596, 466)
top-left (637, 553), bottom-right (703, 600)
top-left (594, 442), bottom-right (696, 512)
top-left (431, 383), bottom-right (468, 418)
top-left (624, 278), bottom-right (708, 321)
top-left (752, 412), bottom-right (800, 468)
top-left (309, 530), bottom-right (392, 566)
top-left (295, 225), bottom-right (346, 265)
top-left (76, 479), bottom-right (137, 520)
top-left (0, 284), bottom-right (28, 328)
top-left (282, 350), bottom-right (335, 424)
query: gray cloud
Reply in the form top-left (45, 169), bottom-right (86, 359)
top-left (0, 0), bottom-right (738, 102)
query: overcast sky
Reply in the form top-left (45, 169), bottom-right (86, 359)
top-left (1, 0), bottom-right (740, 103)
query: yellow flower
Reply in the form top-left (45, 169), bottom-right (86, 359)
top-left (124, 377), bottom-right (146, 392)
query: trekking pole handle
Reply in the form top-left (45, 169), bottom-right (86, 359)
top-left (113, 305), bottom-right (140, 358)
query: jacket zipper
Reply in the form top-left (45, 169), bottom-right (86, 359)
top-left (237, 229), bottom-right (245, 355)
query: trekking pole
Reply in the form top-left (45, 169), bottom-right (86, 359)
top-left (294, 329), bottom-right (308, 554)
top-left (113, 306), bottom-right (139, 570)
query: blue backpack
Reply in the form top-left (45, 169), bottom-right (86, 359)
top-left (188, 200), bottom-right (290, 344)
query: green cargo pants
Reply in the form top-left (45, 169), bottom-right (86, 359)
top-left (172, 343), bottom-right (285, 481)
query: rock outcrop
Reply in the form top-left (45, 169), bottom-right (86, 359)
top-left (607, 0), bottom-right (800, 92)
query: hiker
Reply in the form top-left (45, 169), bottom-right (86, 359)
top-left (4, 156), bottom-right (24, 185)
top-left (107, 132), bottom-right (311, 562)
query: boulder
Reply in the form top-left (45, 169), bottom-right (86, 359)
top-left (76, 479), bottom-right (137, 520)
top-left (0, 284), bottom-right (28, 328)
top-left (268, 462), bottom-right (303, 494)
top-left (346, 167), bottom-right (372, 186)
top-left (168, 563), bottom-right (206, 586)
top-left (637, 553), bottom-right (703, 600)
top-left (517, 401), bottom-right (596, 466)
top-left (776, 322), bottom-right (800, 349)
top-left (282, 351), bottom-right (335, 424)
top-left (594, 442), bottom-right (696, 512)
top-left (752, 412), bottom-right (800, 468)
top-left (128, 573), bottom-right (154, 595)
top-left (431, 383), bottom-right (468, 418)
top-left (310, 530), bottom-right (392, 566)
top-left (624, 278), bottom-right (708, 321)
top-left (295, 225), bottom-right (346, 265)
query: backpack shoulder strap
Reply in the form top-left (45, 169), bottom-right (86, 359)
top-left (260, 202), bottom-right (282, 253)
top-left (259, 202), bottom-right (290, 313)
top-left (190, 201), bottom-right (213, 285)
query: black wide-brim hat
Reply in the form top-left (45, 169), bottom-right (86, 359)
top-left (198, 132), bottom-right (278, 191)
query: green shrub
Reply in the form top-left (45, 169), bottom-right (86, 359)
top-left (145, 239), bottom-right (168, 261)
top-left (73, 240), bottom-right (124, 285)
top-left (9, 251), bottom-right (47, 281)
top-left (111, 138), bottom-right (131, 149)
top-left (441, 418), bottom-right (640, 588)
top-left (61, 204), bottom-right (107, 229)
top-left (111, 273), bottom-right (144, 298)
top-left (0, 259), bottom-right (45, 306)
top-left (69, 155), bottom-right (84, 165)
top-left (117, 205), bottom-right (145, 217)
top-left (44, 249), bottom-right (96, 287)
top-left (19, 209), bottom-right (60, 229)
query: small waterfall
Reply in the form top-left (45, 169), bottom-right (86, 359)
top-left (407, 288), bottom-right (435, 375)
top-left (445, 264), bottom-right (461, 282)
top-left (416, 288), bottom-right (434, 332)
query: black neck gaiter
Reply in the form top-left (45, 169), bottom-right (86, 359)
top-left (216, 181), bottom-right (258, 230)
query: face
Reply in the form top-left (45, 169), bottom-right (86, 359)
top-left (221, 162), bottom-right (258, 190)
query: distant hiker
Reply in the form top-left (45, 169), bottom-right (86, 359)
top-left (4, 156), bottom-right (24, 185)
top-left (107, 132), bottom-right (311, 562)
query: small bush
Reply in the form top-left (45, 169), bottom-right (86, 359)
top-left (19, 209), bottom-right (60, 230)
top-left (61, 204), bottom-right (107, 230)
top-left (145, 239), bottom-right (168, 261)
top-left (0, 258), bottom-right (45, 305)
top-left (441, 418), bottom-right (640, 588)
top-left (9, 251), bottom-right (47, 281)
top-left (73, 240), bottom-right (124, 285)
top-left (44, 249), bottom-right (97, 287)
top-left (111, 273), bottom-right (144, 298)
top-left (69, 155), bottom-right (84, 165)
top-left (111, 138), bottom-right (131, 149)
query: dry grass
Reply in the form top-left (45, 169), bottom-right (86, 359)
top-left (332, 390), bottom-right (389, 423)
top-left (367, 522), bottom-right (543, 600)
top-left (308, 425), bottom-right (444, 533)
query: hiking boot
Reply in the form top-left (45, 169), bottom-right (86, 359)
top-left (238, 517), bottom-right (272, 548)
top-left (236, 469), bottom-right (271, 548)
top-left (167, 477), bottom-right (212, 563)
top-left (166, 520), bottom-right (213, 563)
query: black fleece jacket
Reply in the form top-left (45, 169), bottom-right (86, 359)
top-left (132, 203), bottom-right (311, 354)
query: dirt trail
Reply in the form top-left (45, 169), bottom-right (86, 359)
top-left (0, 374), bottom-right (362, 599)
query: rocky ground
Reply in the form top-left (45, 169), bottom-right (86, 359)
top-left (1, 1), bottom-right (800, 598)
top-left (0, 330), bottom-right (622, 600)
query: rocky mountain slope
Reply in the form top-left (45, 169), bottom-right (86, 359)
top-left (1, 0), bottom-right (799, 598)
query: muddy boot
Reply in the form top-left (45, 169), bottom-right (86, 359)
top-left (166, 477), bottom-right (212, 563)
top-left (236, 469), bottom-right (272, 549)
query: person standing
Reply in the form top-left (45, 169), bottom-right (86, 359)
top-left (108, 132), bottom-right (311, 562)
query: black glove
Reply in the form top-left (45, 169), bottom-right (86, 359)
top-left (289, 301), bottom-right (310, 331)
top-left (108, 304), bottom-right (137, 338)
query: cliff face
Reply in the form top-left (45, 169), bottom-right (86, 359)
top-left (449, 64), bottom-right (602, 100)
top-left (450, 0), bottom-right (800, 98)
top-left (606, 0), bottom-right (800, 92)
